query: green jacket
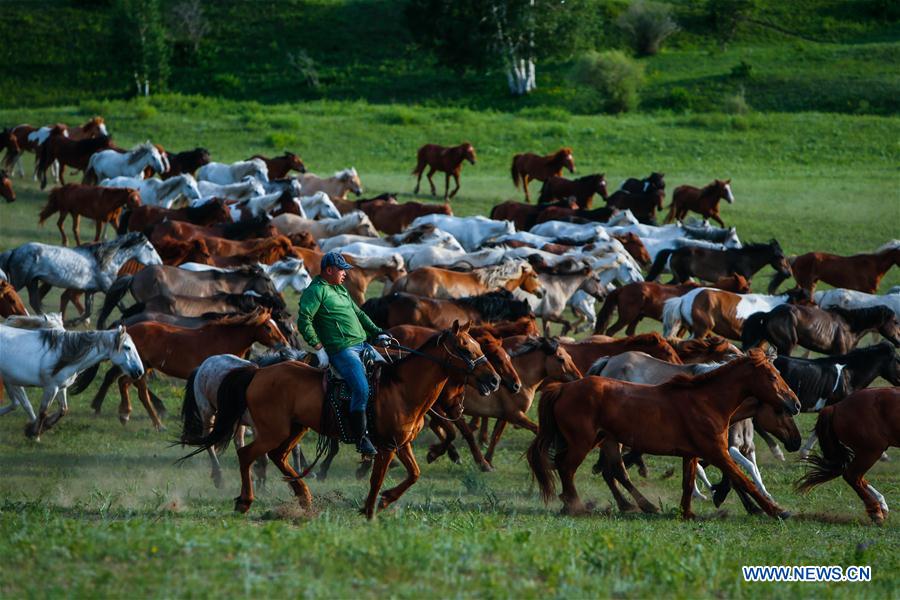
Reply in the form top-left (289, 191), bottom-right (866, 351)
top-left (297, 276), bottom-right (381, 353)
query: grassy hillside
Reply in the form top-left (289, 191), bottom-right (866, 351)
top-left (1, 0), bottom-right (897, 114)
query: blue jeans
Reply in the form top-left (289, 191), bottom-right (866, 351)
top-left (329, 343), bottom-right (370, 413)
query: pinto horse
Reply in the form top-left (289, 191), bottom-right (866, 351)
top-left (538, 174), bottom-right (608, 209)
top-left (798, 387), bottom-right (899, 524)
top-left (249, 152), bottom-right (306, 179)
top-left (666, 179), bottom-right (734, 227)
top-left (179, 320), bottom-right (500, 518)
top-left (511, 148), bottom-right (575, 202)
top-left (362, 290), bottom-right (534, 330)
top-left (0, 170), bottom-right (14, 202)
top-left (36, 128), bottom-right (114, 189)
top-left (357, 199), bottom-right (452, 235)
top-left (594, 275), bottom-right (750, 336)
top-left (4, 118), bottom-right (107, 177)
top-left (38, 184), bottom-right (141, 246)
top-left (647, 240), bottom-right (792, 285)
top-left (770, 244), bottom-right (900, 295)
top-left (527, 349), bottom-right (800, 518)
top-left (413, 143), bottom-right (477, 201)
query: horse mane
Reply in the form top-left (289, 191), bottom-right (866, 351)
top-left (875, 240), bottom-right (900, 253)
top-left (126, 142), bottom-right (156, 165)
top-left (391, 224), bottom-right (436, 245)
top-left (202, 307), bottom-right (269, 328)
top-left (252, 345), bottom-right (306, 367)
top-left (665, 349), bottom-right (768, 388)
top-left (508, 336), bottom-right (558, 358)
top-left (577, 173), bottom-right (604, 184)
top-left (39, 329), bottom-right (109, 375)
top-left (475, 260), bottom-right (528, 288)
top-left (834, 341), bottom-right (896, 371)
top-left (674, 336), bottom-right (735, 356)
top-left (828, 305), bottom-right (895, 332)
top-left (334, 167), bottom-right (356, 179)
top-left (380, 332), bottom-right (443, 386)
top-left (454, 289), bottom-right (533, 321)
top-left (89, 232), bottom-right (147, 271)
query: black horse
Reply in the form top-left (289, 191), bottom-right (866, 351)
top-left (647, 239), bottom-right (792, 284)
top-left (604, 188), bottom-right (664, 225)
top-left (620, 172), bottom-right (665, 194)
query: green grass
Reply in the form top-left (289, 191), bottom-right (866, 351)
top-left (1, 99), bottom-right (899, 597)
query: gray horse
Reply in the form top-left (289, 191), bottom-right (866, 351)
top-left (0, 232), bottom-right (162, 325)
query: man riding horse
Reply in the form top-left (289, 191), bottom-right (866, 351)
top-left (297, 252), bottom-right (390, 457)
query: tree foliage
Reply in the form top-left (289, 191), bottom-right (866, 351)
top-left (616, 0), bottom-right (680, 57)
top-left (112, 0), bottom-right (171, 95)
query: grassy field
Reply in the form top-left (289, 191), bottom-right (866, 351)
top-left (0, 99), bottom-right (899, 597)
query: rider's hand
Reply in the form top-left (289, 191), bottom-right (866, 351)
top-left (373, 333), bottom-right (393, 347)
top-left (315, 347), bottom-right (330, 369)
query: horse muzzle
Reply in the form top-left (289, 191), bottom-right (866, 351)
top-left (783, 396), bottom-right (801, 416)
top-left (504, 380), bottom-right (521, 394)
top-left (129, 367), bottom-right (145, 380)
top-left (477, 374), bottom-right (501, 395)
top-left (784, 435), bottom-right (802, 453)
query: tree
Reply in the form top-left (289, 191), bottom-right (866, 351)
top-left (405, 0), bottom-right (592, 96)
top-left (616, 0), bottom-right (680, 57)
top-left (112, 0), bottom-right (171, 96)
top-left (706, 0), bottom-right (758, 48)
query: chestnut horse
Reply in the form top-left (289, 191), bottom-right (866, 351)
top-left (249, 152), bottom-right (306, 179)
top-left (389, 260), bottom-right (543, 300)
top-left (362, 290), bottom-right (534, 330)
top-left (161, 147), bottom-right (211, 179)
top-left (666, 179), bottom-right (734, 227)
top-left (179, 321), bottom-right (500, 518)
top-left (538, 174), bottom-right (608, 209)
top-left (511, 148), bottom-right (575, 202)
top-left (412, 142), bottom-right (477, 201)
top-left (770, 244), bottom-right (900, 295)
top-left (489, 199), bottom-right (576, 231)
top-left (118, 198), bottom-right (231, 235)
top-left (0, 281), bottom-right (28, 317)
top-left (670, 336), bottom-right (741, 364)
top-left (0, 169), bottom-right (14, 203)
top-left (358, 199), bottom-right (452, 235)
top-left (39, 184), bottom-right (141, 246)
top-left (594, 275), bottom-right (750, 336)
top-left (36, 127), bottom-right (113, 189)
top-left (560, 333), bottom-right (682, 374)
top-left (797, 387), bottom-right (899, 524)
top-left (527, 349), bottom-right (800, 518)
top-left (150, 220), bottom-right (297, 264)
top-left (72, 308), bottom-right (288, 430)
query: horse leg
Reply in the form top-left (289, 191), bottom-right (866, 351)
top-left (455, 418), bottom-right (493, 472)
top-left (90, 365), bottom-right (121, 414)
top-left (710, 212), bottom-right (725, 228)
top-left (680, 457), bottom-right (699, 519)
top-left (315, 438), bottom-right (341, 480)
top-left (8, 385), bottom-right (37, 427)
top-left (426, 168), bottom-right (437, 196)
top-left (207, 446), bottom-right (225, 489)
top-left (623, 449), bottom-right (649, 477)
top-left (426, 416), bottom-right (453, 464)
top-left (42, 387), bottom-right (69, 430)
top-left (117, 376), bottom-right (133, 425)
top-left (484, 419), bottom-right (508, 466)
top-left (267, 424), bottom-right (313, 509)
top-left (842, 450), bottom-right (887, 524)
top-left (134, 377), bottom-right (163, 431)
top-left (478, 417), bottom-right (490, 447)
top-left (730, 446), bottom-right (772, 500)
top-left (443, 173), bottom-right (451, 202)
top-left (69, 214), bottom-right (81, 247)
top-left (26, 280), bottom-right (43, 314)
top-left (599, 442), bottom-right (636, 512)
top-left (377, 443), bottom-right (420, 512)
top-left (56, 213), bottom-right (69, 246)
top-left (798, 431), bottom-right (818, 460)
top-left (94, 218), bottom-right (104, 242)
top-left (449, 173), bottom-right (461, 199)
top-left (523, 175), bottom-right (531, 203)
top-left (707, 449), bottom-right (788, 518)
top-left (608, 444), bottom-right (659, 514)
top-left (557, 438), bottom-right (595, 515)
top-left (755, 426), bottom-right (786, 461)
top-left (25, 385), bottom-right (59, 440)
top-left (363, 449), bottom-right (396, 520)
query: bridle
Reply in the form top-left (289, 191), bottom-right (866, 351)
top-left (382, 333), bottom-right (488, 375)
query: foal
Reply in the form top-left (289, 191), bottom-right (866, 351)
top-left (511, 148), bottom-right (575, 202)
top-left (412, 142), bottom-right (477, 201)
top-left (39, 184), bottom-right (142, 246)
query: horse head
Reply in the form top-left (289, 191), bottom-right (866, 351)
top-left (339, 167), bottom-right (363, 195)
top-left (475, 332), bottom-right (521, 394)
top-left (109, 325), bottom-right (144, 379)
top-left (126, 189), bottom-right (142, 209)
top-left (593, 173), bottom-right (608, 200)
top-left (519, 263), bottom-right (544, 298)
top-left (440, 320), bottom-right (499, 396)
top-left (284, 151), bottom-right (306, 174)
top-left (768, 239), bottom-right (792, 278)
top-left (544, 338), bottom-right (582, 381)
top-left (753, 401), bottom-right (801, 452)
top-left (462, 143), bottom-right (477, 165)
top-left (716, 178), bottom-right (734, 204)
top-left (876, 311), bottom-right (900, 347)
top-left (560, 147), bottom-right (575, 173)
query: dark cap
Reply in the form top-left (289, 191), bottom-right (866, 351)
top-left (321, 252), bottom-right (353, 271)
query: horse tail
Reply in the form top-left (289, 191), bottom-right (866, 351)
top-left (511, 156), bottom-right (521, 189)
top-left (768, 267), bottom-right (793, 295)
top-left (411, 148), bottom-right (425, 176)
top-left (526, 381), bottom-right (565, 504)
top-left (82, 154), bottom-right (98, 186)
top-left (38, 187), bottom-right (62, 225)
top-left (97, 275), bottom-right (133, 328)
top-left (646, 249), bottom-right (673, 282)
top-left (663, 197), bottom-right (677, 223)
top-left (593, 287), bottom-right (621, 334)
top-left (179, 369), bottom-right (205, 445)
top-left (586, 356), bottom-right (610, 376)
top-left (662, 297), bottom-right (683, 337)
top-left (177, 365), bottom-right (256, 461)
top-left (740, 311), bottom-right (770, 351)
top-left (69, 363), bottom-right (101, 395)
top-left (117, 208), bottom-right (133, 234)
top-left (796, 407), bottom-right (849, 493)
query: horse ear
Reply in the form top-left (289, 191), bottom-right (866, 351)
top-left (764, 345), bottom-right (777, 361)
top-left (726, 178), bottom-right (731, 184)
top-left (116, 325), bottom-right (126, 350)
top-left (451, 319), bottom-right (460, 334)
top-left (460, 321), bottom-right (471, 333)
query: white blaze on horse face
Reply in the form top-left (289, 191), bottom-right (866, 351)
top-left (724, 183), bottom-right (734, 204)
top-left (99, 123), bottom-right (109, 136)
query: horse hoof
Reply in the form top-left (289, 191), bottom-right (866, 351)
top-left (638, 466), bottom-right (649, 478)
top-left (777, 510), bottom-right (792, 520)
top-left (233, 497), bottom-right (252, 514)
top-left (213, 475), bottom-right (224, 489)
top-left (682, 511), bottom-right (696, 521)
top-left (118, 415), bottom-right (130, 426)
top-left (156, 423), bottom-right (167, 433)
top-left (426, 451), bottom-right (438, 464)
top-left (480, 462), bottom-right (494, 473)
top-left (871, 513), bottom-right (885, 526)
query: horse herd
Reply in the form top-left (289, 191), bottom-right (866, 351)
top-left (0, 116), bottom-right (898, 524)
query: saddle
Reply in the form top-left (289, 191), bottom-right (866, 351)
top-left (322, 345), bottom-right (386, 445)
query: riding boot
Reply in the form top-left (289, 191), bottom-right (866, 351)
top-left (350, 410), bottom-right (377, 457)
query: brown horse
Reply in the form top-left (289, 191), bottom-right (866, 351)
top-left (612, 233), bottom-right (651, 267)
top-left (39, 184), bottom-right (141, 246)
top-left (357, 199), bottom-right (452, 235)
top-left (119, 198), bottom-right (231, 235)
top-left (36, 127), bottom-right (113, 189)
top-left (489, 199), bottom-right (576, 231)
top-left (179, 321), bottom-right (499, 518)
top-left (605, 187), bottom-right (665, 225)
top-left (150, 221), bottom-right (297, 265)
top-left (0, 169), bottom-right (14, 203)
top-left (538, 174), bottom-right (608, 209)
top-left (470, 317), bottom-right (540, 338)
top-left (389, 261), bottom-right (543, 300)
top-left (742, 304), bottom-right (900, 356)
top-left (511, 148), bottom-right (575, 202)
top-left (362, 290), bottom-right (534, 330)
top-left (4, 118), bottom-right (107, 176)
top-left (648, 240), bottom-right (792, 285)
top-left (527, 349), bottom-right (800, 517)
top-left (0, 281), bottom-right (28, 317)
top-left (797, 387), bottom-right (899, 524)
top-left (560, 333), bottom-right (682, 374)
top-left (666, 179), bottom-right (734, 227)
top-left (0, 128), bottom-right (20, 171)
top-left (771, 244), bottom-right (900, 295)
top-left (74, 308), bottom-right (287, 429)
top-left (119, 291), bottom-right (280, 319)
top-left (412, 142), bottom-right (477, 201)
top-left (249, 152), bottom-right (306, 179)
top-left (160, 147), bottom-right (210, 179)
top-left (594, 275), bottom-right (750, 336)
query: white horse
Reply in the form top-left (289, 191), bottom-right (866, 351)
top-left (86, 142), bottom-right (166, 183)
top-left (228, 190), bottom-right (285, 221)
top-left (514, 264), bottom-right (610, 336)
top-left (318, 223), bottom-right (463, 253)
top-left (299, 191), bottom-right (341, 220)
top-left (299, 168), bottom-right (363, 200)
top-left (101, 174), bottom-right (201, 208)
top-left (816, 288), bottom-right (900, 321)
top-left (0, 324), bottom-right (144, 440)
top-left (197, 159), bottom-right (269, 184)
top-left (410, 214), bottom-right (515, 252)
top-left (529, 220), bottom-right (611, 245)
top-left (197, 177), bottom-right (266, 202)
top-left (178, 257), bottom-right (312, 293)
top-left (271, 211), bottom-right (378, 240)
top-left (336, 239), bottom-right (487, 271)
